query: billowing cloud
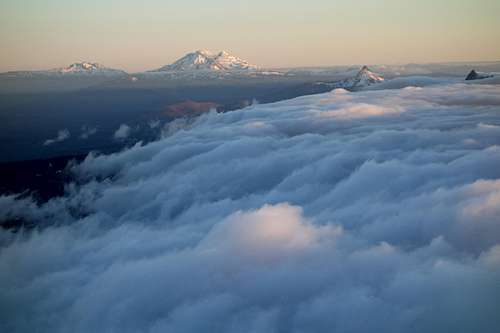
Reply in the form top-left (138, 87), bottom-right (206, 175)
top-left (113, 124), bottom-right (131, 140)
top-left (42, 129), bottom-right (70, 146)
top-left (2, 83), bottom-right (500, 332)
top-left (198, 203), bottom-right (341, 263)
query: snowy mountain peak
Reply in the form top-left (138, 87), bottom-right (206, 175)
top-left (196, 49), bottom-right (213, 56)
top-left (325, 66), bottom-right (385, 91)
top-left (2, 61), bottom-right (128, 78)
top-left (352, 66), bottom-right (385, 87)
top-left (155, 50), bottom-right (257, 72)
top-left (52, 61), bottom-right (127, 76)
top-left (213, 51), bottom-right (257, 71)
top-left (156, 51), bottom-right (220, 71)
top-left (60, 62), bottom-right (105, 73)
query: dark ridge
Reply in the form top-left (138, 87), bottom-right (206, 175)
top-left (465, 69), bottom-right (494, 81)
top-left (465, 70), bottom-right (478, 80)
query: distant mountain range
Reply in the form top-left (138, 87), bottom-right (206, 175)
top-left (1, 50), bottom-right (264, 78)
top-left (2, 52), bottom-right (498, 96)
top-left (2, 51), bottom-right (499, 82)
top-left (0, 54), bottom-right (389, 95)
top-left (0, 55), bottom-right (384, 86)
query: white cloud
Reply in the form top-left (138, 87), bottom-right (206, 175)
top-left (198, 203), bottom-right (341, 263)
top-left (2, 83), bottom-right (500, 332)
top-left (113, 124), bottom-right (131, 140)
top-left (43, 129), bottom-right (70, 146)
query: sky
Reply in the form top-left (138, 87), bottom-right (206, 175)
top-left (0, 0), bottom-right (499, 72)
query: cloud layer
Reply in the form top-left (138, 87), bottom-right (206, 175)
top-left (2, 83), bottom-right (500, 332)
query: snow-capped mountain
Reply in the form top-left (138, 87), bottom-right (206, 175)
top-left (154, 50), bottom-right (258, 72)
top-left (55, 62), bottom-right (127, 76)
top-left (465, 69), bottom-right (494, 81)
top-left (323, 66), bottom-right (384, 90)
top-left (213, 51), bottom-right (257, 71)
top-left (341, 66), bottom-right (385, 88)
top-left (3, 62), bottom-right (128, 78)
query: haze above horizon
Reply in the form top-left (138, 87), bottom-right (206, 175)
top-left (1, 0), bottom-right (499, 72)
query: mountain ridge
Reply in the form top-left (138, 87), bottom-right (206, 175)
top-left (320, 66), bottom-right (384, 90)
top-left (465, 69), bottom-right (494, 81)
top-left (3, 61), bottom-right (128, 77)
top-left (154, 50), bottom-right (258, 72)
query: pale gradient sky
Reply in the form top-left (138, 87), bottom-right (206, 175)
top-left (1, 0), bottom-right (499, 72)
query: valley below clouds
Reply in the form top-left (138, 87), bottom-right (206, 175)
top-left (1, 83), bottom-right (500, 332)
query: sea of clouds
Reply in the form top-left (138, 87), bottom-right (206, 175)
top-left (1, 83), bottom-right (500, 332)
